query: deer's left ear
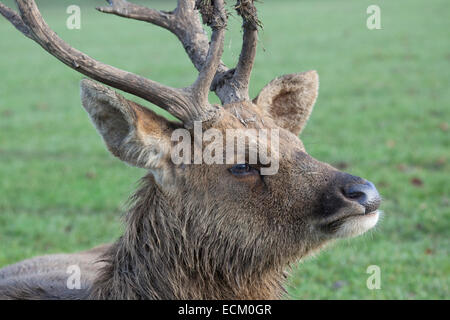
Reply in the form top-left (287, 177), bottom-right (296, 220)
top-left (80, 79), bottom-right (176, 173)
top-left (254, 70), bottom-right (319, 136)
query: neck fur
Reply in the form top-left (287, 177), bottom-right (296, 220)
top-left (89, 175), bottom-right (285, 299)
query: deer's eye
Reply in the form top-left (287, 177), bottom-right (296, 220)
top-left (229, 164), bottom-right (258, 176)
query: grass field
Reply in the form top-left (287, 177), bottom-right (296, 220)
top-left (0, 0), bottom-right (449, 299)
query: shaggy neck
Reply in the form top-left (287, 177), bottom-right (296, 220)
top-left (89, 176), bottom-right (285, 300)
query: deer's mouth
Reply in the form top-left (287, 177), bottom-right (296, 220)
top-left (320, 210), bottom-right (380, 238)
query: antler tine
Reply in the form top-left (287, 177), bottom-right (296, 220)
top-left (173, 0), bottom-right (229, 76)
top-left (96, 0), bottom-right (174, 30)
top-left (190, 0), bottom-right (227, 111)
top-left (232, 0), bottom-right (260, 101)
top-left (97, 0), bottom-right (210, 72)
top-left (0, 2), bottom-right (33, 39)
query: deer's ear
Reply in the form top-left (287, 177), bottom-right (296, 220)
top-left (80, 79), bottom-right (175, 170)
top-left (254, 70), bottom-right (319, 135)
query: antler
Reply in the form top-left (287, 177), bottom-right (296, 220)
top-left (1, 0), bottom-right (260, 124)
top-left (0, 0), bottom-right (227, 127)
top-left (96, 0), bottom-right (260, 104)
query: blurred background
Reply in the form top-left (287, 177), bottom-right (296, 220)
top-left (0, 0), bottom-right (448, 299)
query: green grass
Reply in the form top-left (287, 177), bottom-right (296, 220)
top-left (0, 0), bottom-right (449, 299)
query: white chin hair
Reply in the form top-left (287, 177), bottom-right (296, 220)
top-left (335, 211), bottom-right (380, 238)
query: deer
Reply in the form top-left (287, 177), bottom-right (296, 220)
top-left (0, 0), bottom-right (382, 300)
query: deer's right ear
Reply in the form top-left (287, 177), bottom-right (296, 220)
top-left (80, 79), bottom-right (175, 170)
top-left (254, 71), bottom-right (319, 136)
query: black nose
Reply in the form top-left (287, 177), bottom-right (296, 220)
top-left (343, 181), bottom-right (381, 214)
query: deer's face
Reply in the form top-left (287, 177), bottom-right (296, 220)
top-left (81, 71), bottom-right (381, 265)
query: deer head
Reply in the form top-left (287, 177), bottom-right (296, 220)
top-left (1, 0), bottom-right (381, 299)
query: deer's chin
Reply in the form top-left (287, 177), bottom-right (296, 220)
top-left (333, 210), bottom-right (380, 238)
